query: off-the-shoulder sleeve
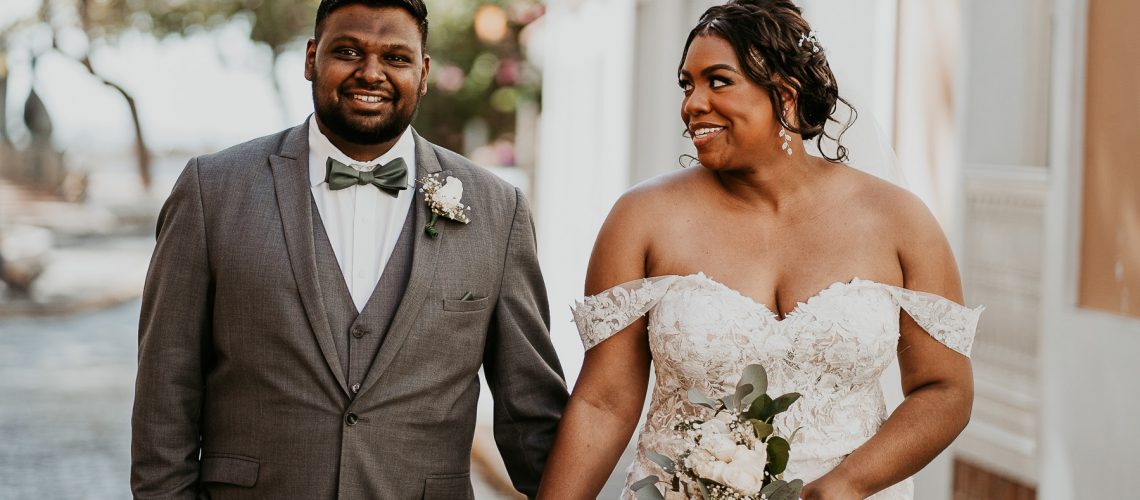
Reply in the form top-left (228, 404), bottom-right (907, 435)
top-left (571, 276), bottom-right (681, 351)
top-left (885, 286), bottom-right (984, 357)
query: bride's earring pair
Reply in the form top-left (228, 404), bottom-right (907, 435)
top-left (778, 128), bottom-right (793, 156)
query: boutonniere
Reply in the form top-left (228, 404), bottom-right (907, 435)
top-left (420, 173), bottom-right (471, 237)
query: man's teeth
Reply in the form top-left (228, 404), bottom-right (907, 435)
top-left (353, 95), bottom-right (385, 103)
top-left (694, 127), bottom-right (724, 137)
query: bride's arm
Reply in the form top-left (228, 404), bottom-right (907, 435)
top-left (537, 192), bottom-right (657, 499)
top-left (536, 322), bottom-right (652, 498)
top-left (804, 192), bottom-right (975, 500)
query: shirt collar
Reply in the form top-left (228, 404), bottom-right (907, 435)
top-left (307, 114), bottom-right (417, 188)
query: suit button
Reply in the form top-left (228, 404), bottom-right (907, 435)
top-left (351, 326), bottom-right (367, 338)
top-left (345, 412), bottom-right (359, 426)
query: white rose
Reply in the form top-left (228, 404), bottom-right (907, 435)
top-left (730, 447), bottom-right (768, 471)
top-left (694, 459), bottom-right (728, 485)
top-left (435, 176), bottom-right (464, 207)
top-left (700, 434), bottom-right (739, 463)
top-left (702, 417), bottom-right (730, 435)
top-left (721, 459), bottom-right (766, 494)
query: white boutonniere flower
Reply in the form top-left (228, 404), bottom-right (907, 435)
top-left (420, 174), bottom-right (471, 237)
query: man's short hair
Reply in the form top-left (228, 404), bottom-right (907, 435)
top-left (314, 0), bottom-right (429, 49)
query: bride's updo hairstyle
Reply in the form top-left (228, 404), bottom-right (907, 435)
top-left (680, 0), bottom-right (854, 162)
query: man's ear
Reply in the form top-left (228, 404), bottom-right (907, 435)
top-left (420, 54), bottom-right (431, 96)
top-left (304, 38), bottom-right (318, 81)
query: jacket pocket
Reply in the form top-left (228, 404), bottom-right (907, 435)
top-left (423, 473), bottom-right (473, 500)
top-left (200, 454), bottom-right (259, 487)
top-left (442, 296), bottom-right (491, 312)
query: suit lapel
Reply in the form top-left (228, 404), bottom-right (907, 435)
top-left (270, 122), bottom-right (350, 396)
top-left (357, 130), bottom-right (446, 397)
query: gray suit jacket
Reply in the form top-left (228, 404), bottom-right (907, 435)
top-left (131, 123), bottom-right (568, 499)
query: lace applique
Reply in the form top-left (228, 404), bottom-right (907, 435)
top-left (571, 274), bottom-right (982, 500)
top-left (884, 285), bottom-right (984, 357)
top-left (571, 276), bottom-right (680, 351)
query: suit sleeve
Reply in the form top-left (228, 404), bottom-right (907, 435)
top-left (131, 158), bottom-right (212, 499)
top-left (484, 187), bottom-right (570, 498)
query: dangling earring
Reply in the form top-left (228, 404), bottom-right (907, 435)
top-left (778, 128), bottom-right (793, 156)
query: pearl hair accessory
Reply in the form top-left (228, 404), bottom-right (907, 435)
top-left (798, 31), bottom-right (821, 53)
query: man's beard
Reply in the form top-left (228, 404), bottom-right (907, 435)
top-left (311, 76), bottom-right (420, 146)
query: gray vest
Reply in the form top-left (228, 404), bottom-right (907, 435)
top-left (312, 198), bottom-right (416, 396)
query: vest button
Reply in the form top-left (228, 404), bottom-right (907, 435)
top-left (351, 326), bottom-right (367, 338)
top-left (345, 412), bottom-right (359, 426)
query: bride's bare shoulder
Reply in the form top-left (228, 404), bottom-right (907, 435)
top-left (844, 166), bottom-right (953, 258)
top-left (842, 167), bottom-right (926, 223)
top-left (608, 167), bottom-right (706, 218)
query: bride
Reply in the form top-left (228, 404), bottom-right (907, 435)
top-left (536, 1), bottom-right (981, 499)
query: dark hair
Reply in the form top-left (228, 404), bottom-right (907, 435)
top-left (680, 0), bottom-right (854, 162)
top-left (315, 0), bottom-right (429, 50)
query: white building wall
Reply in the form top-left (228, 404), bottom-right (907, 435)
top-left (1039, 0), bottom-right (1140, 497)
top-left (956, 0), bottom-right (1052, 490)
top-left (535, 0), bottom-right (638, 387)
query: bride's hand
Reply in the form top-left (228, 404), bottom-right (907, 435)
top-left (800, 473), bottom-right (865, 500)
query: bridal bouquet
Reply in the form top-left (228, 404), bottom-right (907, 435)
top-left (633, 364), bottom-right (804, 500)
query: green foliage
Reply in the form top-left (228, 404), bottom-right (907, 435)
top-left (770, 393), bottom-right (802, 418)
top-left (83, 0), bottom-right (319, 52)
top-left (645, 450), bottom-right (676, 475)
top-left (637, 364), bottom-right (807, 499)
top-left (735, 363), bottom-right (768, 408)
top-left (688, 387), bottom-right (718, 410)
top-left (631, 475), bottom-right (664, 500)
top-left (759, 479), bottom-right (804, 500)
top-left (746, 393), bottom-right (774, 421)
top-left (748, 419), bottom-right (773, 440)
top-left (414, 0), bottom-right (544, 153)
top-left (71, 0), bottom-right (545, 150)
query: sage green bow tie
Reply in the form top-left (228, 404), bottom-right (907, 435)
top-left (325, 157), bottom-right (409, 195)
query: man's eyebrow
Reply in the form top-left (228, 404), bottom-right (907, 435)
top-left (324, 35), bottom-right (415, 52)
top-left (324, 34), bottom-right (363, 44)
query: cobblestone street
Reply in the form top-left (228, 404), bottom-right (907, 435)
top-left (0, 299), bottom-right (528, 499)
top-left (0, 301), bottom-right (139, 499)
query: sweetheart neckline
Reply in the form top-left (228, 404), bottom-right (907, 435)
top-left (654, 273), bottom-right (893, 323)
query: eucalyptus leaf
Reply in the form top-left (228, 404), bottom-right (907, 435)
top-left (760, 479), bottom-right (804, 500)
top-left (760, 480), bottom-right (785, 495)
top-left (697, 479), bottom-right (711, 500)
top-left (688, 388), bottom-right (718, 410)
top-left (770, 392), bottom-right (802, 417)
top-left (747, 394), bottom-right (774, 421)
top-left (766, 436), bottom-right (791, 476)
top-left (731, 383), bottom-right (751, 411)
top-left (645, 451), bottom-right (676, 475)
top-left (736, 364), bottom-right (769, 407)
top-left (749, 419), bottom-right (774, 440)
top-left (720, 395), bottom-right (737, 412)
top-left (631, 476), bottom-right (664, 500)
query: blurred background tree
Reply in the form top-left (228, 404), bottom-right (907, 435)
top-left (1, 0), bottom-right (544, 190)
top-left (414, 0), bottom-right (544, 162)
top-left (31, 0), bottom-right (321, 188)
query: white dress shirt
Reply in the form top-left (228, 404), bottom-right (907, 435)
top-left (307, 114), bottom-right (417, 312)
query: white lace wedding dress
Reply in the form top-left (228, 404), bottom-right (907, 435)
top-left (572, 273), bottom-right (983, 499)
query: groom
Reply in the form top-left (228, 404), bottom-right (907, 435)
top-left (130, 0), bottom-right (568, 498)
